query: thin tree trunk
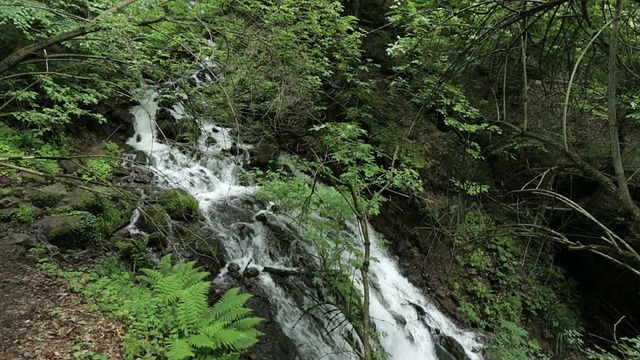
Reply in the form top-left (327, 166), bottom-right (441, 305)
top-left (358, 218), bottom-right (372, 360)
top-left (607, 0), bottom-right (635, 216)
top-left (0, 0), bottom-right (138, 74)
top-left (521, 12), bottom-right (528, 130)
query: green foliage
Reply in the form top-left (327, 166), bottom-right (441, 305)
top-left (486, 319), bottom-right (549, 360)
top-left (78, 159), bottom-right (114, 182)
top-left (41, 255), bottom-right (263, 360)
top-left (450, 208), bottom-right (582, 357)
top-left (257, 168), bottom-right (364, 315)
top-left (0, 122), bottom-right (66, 176)
top-left (50, 193), bottom-right (129, 246)
top-left (76, 142), bottom-right (122, 182)
top-left (71, 343), bottom-right (108, 360)
top-left (311, 123), bottom-right (422, 216)
top-left (1, 204), bottom-right (37, 223)
top-left (158, 189), bottom-right (201, 222)
top-left (137, 256), bottom-right (263, 359)
top-left (566, 330), bottom-right (640, 360)
top-left (111, 236), bottom-right (153, 270)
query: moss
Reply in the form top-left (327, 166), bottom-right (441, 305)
top-left (1, 205), bottom-right (38, 223)
top-left (182, 230), bottom-right (219, 258)
top-left (157, 114), bottom-right (201, 145)
top-left (31, 184), bottom-right (66, 208)
top-left (54, 189), bottom-right (132, 238)
top-left (138, 205), bottom-right (170, 233)
top-left (111, 236), bottom-right (153, 269)
top-left (47, 212), bottom-right (104, 246)
top-left (157, 189), bottom-right (200, 221)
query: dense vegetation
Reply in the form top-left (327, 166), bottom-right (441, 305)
top-left (3, 0), bottom-right (640, 359)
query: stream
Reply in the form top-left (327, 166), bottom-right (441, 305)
top-left (125, 91), bottom-right (484, 360)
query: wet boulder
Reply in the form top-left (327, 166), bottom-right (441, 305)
top-left (157, 188), bottom-right (200, 221)
top-left (436, 334), bottom-right (470, 360)
top-left (244, 267), bottom-right (260, 278)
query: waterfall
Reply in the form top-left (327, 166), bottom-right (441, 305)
top-left (126, 91), bottom-right (484, 360)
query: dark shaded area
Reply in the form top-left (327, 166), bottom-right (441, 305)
top-left (555, 250), bottom-right (640, 341)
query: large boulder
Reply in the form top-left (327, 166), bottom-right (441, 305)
top-left (157, 189), bottom-right (200, 221)
top-left (31, 183), bottom-right (67, 208)
top-left (35, 214), bottom-right (101, 248)
top-left (437, 334), bottom-right (470, 360)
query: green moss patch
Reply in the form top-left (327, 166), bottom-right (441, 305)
top-left (157, 189), bottom-right (200, 221)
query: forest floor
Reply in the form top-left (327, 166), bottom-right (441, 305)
top-left (0, 230), bottom-right (124, 360)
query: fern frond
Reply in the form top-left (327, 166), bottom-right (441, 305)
top-left (137, 268), bottom-right (163, 285)
top-left (158, 253), bottom-right (174, 276)
top-left (136, 258), bottom-right (263, 358)
top-left (231, 333), bottom-right (260, 350)
top-left (209, 288), bottom-right (252, 321)
top-left (186, 333), bottom-right (216, 349)
top-left (176, 282), bottom-right (210, 333)
top-left (230, 317), bottom-right (264, 332)
top-left (155, 274), bottom-right (183, 304)
top-left (165, 338), bottom-right (195, 360)
top-left (199, 322), bottom-right (225, 341)
top-left (173, 261), bottom-right (208, 287)
top-left (209, 328), bottom-right (248, 351)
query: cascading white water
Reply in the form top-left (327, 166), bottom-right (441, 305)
top-left (126, 91), bottom-right (484, 360)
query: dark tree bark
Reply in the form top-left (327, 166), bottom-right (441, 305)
top-left (607, 0), bottom-right (637, 219)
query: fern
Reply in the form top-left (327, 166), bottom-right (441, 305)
top-left (137, 255), bottom-right (264, 360)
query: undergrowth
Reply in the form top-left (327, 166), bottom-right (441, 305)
top-left (448, 205), bottom-right (582, 359)
top-left (40, 255), bottom-right (263, 360)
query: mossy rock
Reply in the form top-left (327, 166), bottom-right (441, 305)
top-left (1, 205), bottom-right (40, 223)
top-left (156, 109), bottom-right (201, 145)
top-left (35, 213), bottom-right (103, 247)
top-left (109, 235), bottom-right (153, 269)
top-left (137, 205), bottom-right (170, 233)
top-left (53, 188), bottom-right (134, 234)
top-left (31, 183), bottom-right (67, 208)
top-left (0, 196), bottom-right (21, 210)
top-left (157, 189), bottom-right (200, 221)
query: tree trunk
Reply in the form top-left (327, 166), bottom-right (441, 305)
top-left (358, 218), bottom-right (372, 360)
top-left (521, 8), bottom-right (528, 131)
top-left (607, 0), bottom-right (636, 217)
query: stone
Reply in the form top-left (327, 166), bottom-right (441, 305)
top-left (31, 183), bottom-right (67, 208)
top-left (1, 233), bottom-right (35, 247)
top-left (244, 267), bottom-right (260, 278)
top-left (438, 334), bottom-right (470, 360)
top-left (249, 143), bottom-right (276, 169)
top-left (0, 196), bottom-right (20, 209)
top-left (137, 205), bottom-right (169, 233)
top-left (229, 142), bottom-right (241, 156)
top-left (227, 262), bottom-right (241, 272)
top-left (134, 150), bottom-right (148, 165)
top-left (34, 215), bottom-right (93, 248)
top-left (157, 188), bottom-right (200, 221)
top-left (205, 137), bottom-right (217, 147)
top-left (435, 343), bottom-right (457, 360)
top-left (389, 310), bottom-right (407, 328)
top-left (255, 212), bottom-right (268, 224)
